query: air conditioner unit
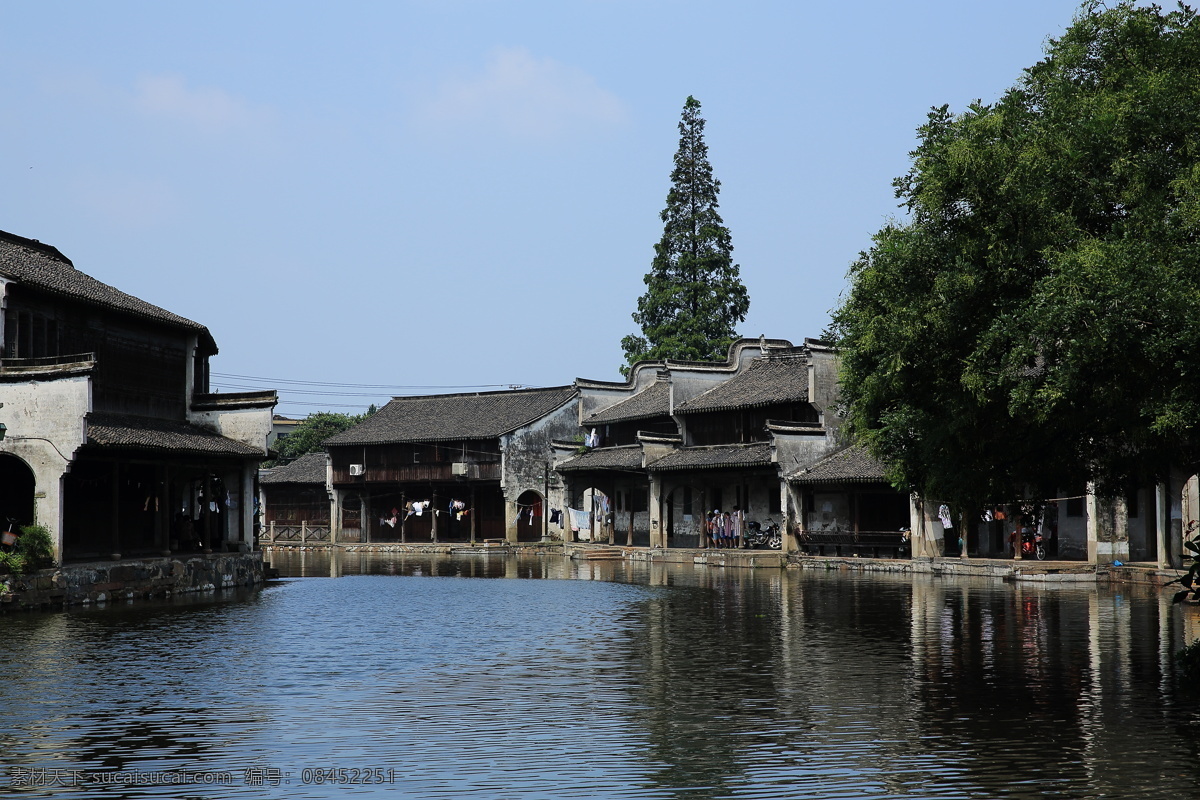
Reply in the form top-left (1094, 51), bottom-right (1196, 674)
top-left (349, 464), bottom-right (365, 476)
top-left (451, 462), bottom-right (468, 476)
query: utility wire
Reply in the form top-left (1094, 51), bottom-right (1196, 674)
top-left (273, 400), bottom-right (377, 408)
top-left (212, 382), bottom-right (394, 398)
top-left (211, 371), bottom-right (515, 391)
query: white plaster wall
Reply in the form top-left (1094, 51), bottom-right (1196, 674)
top-left (775, 432), bottom-right (834, 475)
top-left (502, 399), bottom-right (580, 539)
top-left (667, 369), bottom-right (736, 405)
top-left (189, 406), bottom-right (273, 454)
top-left (1058, 511), bottom-right (1089, 560)
top-left (578, 385), bottom-right (635, 422)
top-left (0, 375), bottom-right (91, 557)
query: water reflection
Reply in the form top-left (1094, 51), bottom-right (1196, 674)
top-left (0, 551), bottom-right (1198, 799)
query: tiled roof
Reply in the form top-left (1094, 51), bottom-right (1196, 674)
top-left (788, 444), bottom-right (888, 484)
top-left (0, 231), bottom-right (208, 334)
top-left (647, 441), bottom-right (774, 472)
top-left (325, 386), bottom-right (578, 446)
top-left (557, 445), bottom-right (644, 472)
top-left (585, 381), bottom-right (672, 424)
top-left (85, 413), bottom-right (263, 457)
top-left (674, 355), bottom-right (809, 415)
top-left (261, 452), bottom-right (327, 484)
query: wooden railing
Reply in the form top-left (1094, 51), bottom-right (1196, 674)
top-left (262, 521), bottom-right (332, 545)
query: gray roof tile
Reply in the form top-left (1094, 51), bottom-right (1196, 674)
top-left (86, 413), bottom-right (263, 457)
top-left (325, 386), bottom-right (577, 446)
top-left (788, 444), bottom-right (888, 484)
top-left (261, 452), bottom-right (327, 484)
top-left (585, 381), bottom-right (672, 424)
top-left (648, 441), bottom-right (773, 472)
top-left (674, 355), bottom-right (809, 415)
top-left (557, 445), bottom-right (644, 472)
top-left (0, 231), bottom-right (208, 333)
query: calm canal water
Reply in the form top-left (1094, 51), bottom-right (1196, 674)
top-left (2, 551), bottom-right (1200, 799)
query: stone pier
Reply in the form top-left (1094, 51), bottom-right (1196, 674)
top-left (0, 552), bottom-right (265, 611)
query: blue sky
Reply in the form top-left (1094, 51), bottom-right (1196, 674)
top-left (1, 0), bottom-right (1088, 415)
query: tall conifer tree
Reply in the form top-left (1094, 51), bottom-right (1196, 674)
top-left (621, 96), bottom-right (749, 373)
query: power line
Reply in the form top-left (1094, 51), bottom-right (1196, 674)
top-left (212, 382), bottom-right (393, 398)
top-left (211, 371), bottom-right (514, 391)
top-left (274, 400), bottom-right (378, 410)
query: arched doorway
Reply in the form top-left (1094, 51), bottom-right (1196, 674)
top-left (0, 454), bottom-right (36, 533)
top-left (515, 490), bottom-right (543, 542)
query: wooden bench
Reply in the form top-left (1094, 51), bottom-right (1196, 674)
top-left (797, 529), bottom-right (910, 559)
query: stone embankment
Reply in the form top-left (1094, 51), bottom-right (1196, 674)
top-left (266, 541), bottom-right (1190, 587)
top-left (788, 554), bottom-right (1183, 587)
top-left (0, 552), bottom-right (264, 611)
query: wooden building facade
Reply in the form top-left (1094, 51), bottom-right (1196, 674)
top-left (324, 386), bottom-right (578, 544)
top-left (0, 230), bottom-right (275, 562)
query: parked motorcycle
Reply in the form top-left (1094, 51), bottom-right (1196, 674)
top-left (1020, 527), bottom-right (1046, 560)
top-left (744, 519), bottom-right (782, 550)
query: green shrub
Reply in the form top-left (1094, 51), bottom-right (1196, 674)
top-left (0, 551), bottom-right (25, 576)
top-left (15, 524), bottom-right (54, 572)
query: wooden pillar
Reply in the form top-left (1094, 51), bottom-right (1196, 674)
top-left (797, 487), bottom-right (809, 553)
top-left (1012, 504), bottom-right (1022, 559)
top-left (589, 489), bottom-right (597, 543)
top-left (543, 465), bottom-right (550, 543)
top-left (649, 475), bottom-right (664, 548)
top-left (108, 462), bottom-right (120, 556)
top-left (665, 486), bottom-right (673, 548)
top-left (431, 488), bottom-right (439, 543)
top-left (400, 490), bottom-right (407, 544)
top-left (626, 488), bottom-right (634, 547)
top-left (605, 490), bottom-right (613, 545)
top-left (959, 507), bottom-right (969, 560)
top-left (362, 491), bottom-right (370, 545)
top-left (1157, 480), bottom-right (1170, 570)
top-left (157, 464), bottom-right (170, 555)
top-left (470, 485), bottom-right (477, 545)
top-left (203, 471), bottom-right (214, 552)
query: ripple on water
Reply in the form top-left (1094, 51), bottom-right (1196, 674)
top-left (0, 555), bottom-right (1197, 799)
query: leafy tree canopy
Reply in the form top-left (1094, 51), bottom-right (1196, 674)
top-left (830, 1), bottom-right (1200, 509)
top-left (267, 406), bottom-right (376, 466)
top-left (622, 96), bottom-right (750, 374)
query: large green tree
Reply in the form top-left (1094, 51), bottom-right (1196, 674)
top-left (268, 407), bottom-right (376, 466)
top-left (830, 1), bottom-right (1200, 510)
top-left (621, 96), bottom-right (750, 373)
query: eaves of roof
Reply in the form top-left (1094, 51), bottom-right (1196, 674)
top-left (674, 355), bottom-right (810, 415)
top-left (647, 441), bottom-right (774, 472)
top-left (557, 445), bottom-right (644, 473)
top-left (585, 381), bottom-right (672, 424)
top-left (85, 413), bottom-right (264, 458)
top-left (261, 451), bottom-right (328, 484)
top-left (788, 444), bottom-right (889, 484)
top-left (324, 386), bottom-right (578, 446)
top-left (0, 230), bottom-right (214, 343)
